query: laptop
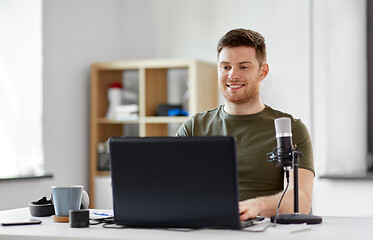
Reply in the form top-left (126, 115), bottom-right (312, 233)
top-left (109, 136), bottom-right (249, 229)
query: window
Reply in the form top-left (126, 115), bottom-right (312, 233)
top-left (0, 0), bottom-right (44, 178)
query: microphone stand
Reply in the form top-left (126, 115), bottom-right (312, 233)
top-left (270, 150), bottom-right (322, 224)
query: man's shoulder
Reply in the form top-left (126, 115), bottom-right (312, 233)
top-left (189, 105), bottom-right (222, 120)
top-left (264, 106), bottom-right (308, 131)
top-left (264, 105), bottom-right (294, 119)
top-left (268, 107), bottom-right (308, 133)
top-left (265, 106), bottom-right (302, 121)
top-left (176, 106), bottom-right (223, 136)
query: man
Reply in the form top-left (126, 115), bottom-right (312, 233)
top-left (176, 28), bottom-right (314, 220)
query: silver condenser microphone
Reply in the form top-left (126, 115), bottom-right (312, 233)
top-left (274, 117), bottom-right (294, 169)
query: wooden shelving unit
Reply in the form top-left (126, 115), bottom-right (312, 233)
top-left (89, 59), bottom-right (218, 207)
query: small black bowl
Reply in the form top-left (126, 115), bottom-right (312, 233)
top-left (29, 201), bottom-right (55, 217)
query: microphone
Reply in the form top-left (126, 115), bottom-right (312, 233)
top-left (274, 117), bottom-right (294, 169)
top-left (268, 117), bottom-right (322, 225)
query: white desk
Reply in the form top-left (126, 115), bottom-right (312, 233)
top-left (0, 208), bottom-right (372, 240)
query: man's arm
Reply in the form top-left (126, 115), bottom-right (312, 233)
top-left (238, 168), bottom-right (314, 220)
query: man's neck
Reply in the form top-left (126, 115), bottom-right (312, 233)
top-left (223, 101), bottom-right (265, 115)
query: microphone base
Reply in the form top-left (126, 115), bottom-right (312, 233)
top-left (271, 213), bottom-right (322, 225)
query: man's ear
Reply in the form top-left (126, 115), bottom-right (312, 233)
top-left (259, 63), bottom-right (269, 81)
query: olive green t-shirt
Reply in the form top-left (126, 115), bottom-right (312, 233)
top-left (176, 105), bottom-right (314, 201)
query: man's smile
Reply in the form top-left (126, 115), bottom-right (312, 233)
top-left (227, 83), bottom-right (245, 89)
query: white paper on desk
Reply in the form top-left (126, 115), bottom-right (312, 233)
top-left (89, 210), bottom-right (114, 220)
top-left (268, 223), bottom-right (311, 233)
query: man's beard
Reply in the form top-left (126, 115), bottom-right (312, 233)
top-left (222, 87), bottom-right (260, 105)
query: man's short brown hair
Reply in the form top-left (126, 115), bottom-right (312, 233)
top-left (217, 28), bottom-right (266, 66)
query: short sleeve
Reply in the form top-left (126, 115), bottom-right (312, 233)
top-left (292, 119), bottom-right (315, 176)
top-left (176, 119), bottom-right (193, 137)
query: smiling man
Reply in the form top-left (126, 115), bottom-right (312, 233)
top-left (218, 45), bottom-right (267, 114)
top-left (176, 28), bottom-right (314, 220)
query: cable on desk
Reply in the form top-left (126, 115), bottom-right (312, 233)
top-left (90, 217), bottom-right (129, 229)
top-left (273, 170), bottom-right (290, 226)
top-left (240, 224), bottom-right (274, 233)
top-left (90, 217), bottom-right (115, 226)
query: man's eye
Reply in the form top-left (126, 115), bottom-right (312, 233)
top-left (240, 66), bottom-right (249, 70)
top-left (221, 66), bottom-right (230, 70)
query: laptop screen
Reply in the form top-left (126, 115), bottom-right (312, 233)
top-left (109, 136), bottom-right (241, 229)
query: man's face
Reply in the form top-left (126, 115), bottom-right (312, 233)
top-left (217, 46), bottom-right (268, 105)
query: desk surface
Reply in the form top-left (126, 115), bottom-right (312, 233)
top-left (0, 208), bottom-right (372, 240)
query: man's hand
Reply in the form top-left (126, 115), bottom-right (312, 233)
top-left (239, 199), bottom-right (263, 220)
top-left (238, 168), bottom-right (314, 221)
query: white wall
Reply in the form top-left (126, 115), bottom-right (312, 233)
top-left (313, 0), bottom-right (367, 176)
top-left (152, 0), bottom-right (312, 128)
top-left (312, 0), bottom-right (372, 216)
top-left (0, 0), bottom-right (371, 216)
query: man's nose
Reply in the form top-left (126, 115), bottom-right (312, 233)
top-left (228, 68), bottom-right (240, 80)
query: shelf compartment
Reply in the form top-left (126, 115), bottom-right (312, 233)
top-left (144, 68), bottom-right (168, 117)
top-left (144, 68), bottom-right (189, 117)
top-left (93, 70), bottom-right (124, 118)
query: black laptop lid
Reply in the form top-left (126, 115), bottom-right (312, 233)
top-left (109, 136), bottom-right (241, 229)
